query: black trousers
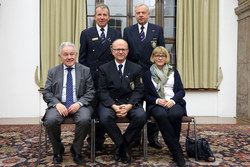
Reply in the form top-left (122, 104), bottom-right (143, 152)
top-left (98, 103), bottom-right (147, 146)
top-left (149, 104), bottom-right (185, 154)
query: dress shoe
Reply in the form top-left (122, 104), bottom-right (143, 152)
top-left (149, 141), bottom-right (163, 149)
top-left (114, 145), bottom-right (121, 161)
top-left (52, 145), bottom-right (64, 164)
top-left (70, 146), bottom-right (83, 164)
top-left (120, 144), bottom-right (131, 164)
top-left (53, 154), bottom-right (63, 164)
top-left (173, 153), bottom-right (186, 167)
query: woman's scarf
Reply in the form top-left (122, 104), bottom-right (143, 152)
top-left (150, 64), bottom-right (173, 98)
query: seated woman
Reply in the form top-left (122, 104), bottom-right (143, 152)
top-left (143, 46), bottom-right (186, 167)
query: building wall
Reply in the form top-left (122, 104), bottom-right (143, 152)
top-left (0, 0), bottom-right (40, 117)
top-left (235, 0), bottom-right (250, 121)
top-left (0, 0), bottom-right (238, 118)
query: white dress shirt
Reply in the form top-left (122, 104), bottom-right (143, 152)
top-left (138, 22), bottom-right (148, 38)
top-left (115, 60), bottom-right (126, 74)
top-left (96, 24), bottom-right (108, 38)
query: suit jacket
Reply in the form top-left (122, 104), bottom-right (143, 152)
top-left (142, 67), bottom-right (187, 115)
top-left (123, 23), bottom-right (164, 72)
top-left (43, 63), bottom-right (95, 109)
top-left (98, 60), bottom-right (144, 107)
top-left (79, 26), bottom-right (121, 87)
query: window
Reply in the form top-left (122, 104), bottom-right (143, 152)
top-left (87, 0), bottom-right (177, 65)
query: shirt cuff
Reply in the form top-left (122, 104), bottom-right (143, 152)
top-left (170, 99), bottom-right (176, 105)
top-left (78, 102), bottom-right (83, 107)
top-left (156, 98), bottom-right (160, 104)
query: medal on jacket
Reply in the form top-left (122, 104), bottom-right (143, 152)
top-left (130, 82), bottom-right (135, 90)
top-left (151, 40), bottom-right (157, 48)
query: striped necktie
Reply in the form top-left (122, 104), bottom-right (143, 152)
top-left (140, 26), bottom-right (145, 42)
top-left (100, 28), bottom-right (106, 44)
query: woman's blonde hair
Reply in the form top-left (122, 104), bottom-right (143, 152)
top-left (150, 46), bottom-right (170, 64)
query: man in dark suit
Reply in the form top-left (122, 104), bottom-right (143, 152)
top-left (79, 3), bottom-right (121, 88)
top-left (43, 42), bottom-right (95, 165)
top-left (79, 4), bottom-right (121, 149)
top-left (123, 3), bottom-right (165, 149)
top-left (97, 39), bottom-right (147, 163)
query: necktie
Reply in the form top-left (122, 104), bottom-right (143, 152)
top-left (118, 64), bottom-right (123, 80)
top-left (66, 68), bottom-right (73, 109)
top-left (140, 26), bottom-right (145, 42)
top-left (100, 28), bottom-right (106, 44)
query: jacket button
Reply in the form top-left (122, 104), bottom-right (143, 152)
top-left (96, 69), bottom-right (98, 71)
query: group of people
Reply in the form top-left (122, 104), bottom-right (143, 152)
top-left (42, 3), bottom-right (186, 167)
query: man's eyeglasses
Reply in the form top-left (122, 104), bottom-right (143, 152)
top-left (154, 55), bottom-right (166, 58)
top-left (62, 53), bottom-right (76, 57)
top-left (113, 48), bottom-right (128, 52)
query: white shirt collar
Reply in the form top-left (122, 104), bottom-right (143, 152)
top-left (138, 22), bottom-right (148, 32)
top-left (96, 25), bottom-right (108, 33)
top-left (115, 60), bottom-right (126, 72)
top-left (63, 64), bottom-right (75, 70)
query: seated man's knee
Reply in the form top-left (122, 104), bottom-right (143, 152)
top-left (98, 110), bottom-right (114, 124)
top-left (44, 117), bottom-right (59, 128)
top-left (76, 117), bottom-right (91, 127)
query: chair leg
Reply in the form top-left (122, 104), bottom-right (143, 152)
top-left (143, 122), bottom-right (148, 161)
top-left (38, 121), bottom-right (43, 164)
top-left (91, 119), bottom-right (96, 163)
top-left (193, 118), bottom-right (198, 161)
top-left (45, 127), bottom-right (48, 153)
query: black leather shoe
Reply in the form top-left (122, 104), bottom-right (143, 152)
top-left (70, 146), bottom-right (83, 164)
top-left (53, 154), bottom-right (63, 164)
top-left (121, 144), bottom-right (131, 164)
top-left (52, 145), bottom-right (64, 164)
top-left (114, 145), bottom-right (121, 161)
top-left (173, 153), bottom-right (186, 167)
top-left (149, 141), bottom-right (163, 149)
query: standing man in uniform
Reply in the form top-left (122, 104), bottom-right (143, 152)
top-left (79, 3), bottom-right (122, 149)
top-left (123, 3), bottom-right (165, 149)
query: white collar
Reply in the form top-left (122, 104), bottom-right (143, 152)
top-left (115, 60), bottom-right (126, 69)
top-left (96, 24), bottom-right (108, 32)
top-left (63, 64), bottom-right (75, 70)
top-left (138, 22), bottom-right (148, 30)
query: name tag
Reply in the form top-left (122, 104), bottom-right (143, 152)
top-left (92, 37), bottom-right (98, 41)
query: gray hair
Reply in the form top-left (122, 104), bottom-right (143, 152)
top-left (135, 3), bottom-right (149, 13)
top-left (59, 42), bottom-right (77, 55)
top-left (95, 3), bottom-right (110, 15)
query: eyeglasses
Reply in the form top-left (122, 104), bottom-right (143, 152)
top-left (154, 55), bottom-right (166, 58)
top-left (113, 48), bottom-right (128, 52)
top-left (62, 52), bottom-right (76, 57)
